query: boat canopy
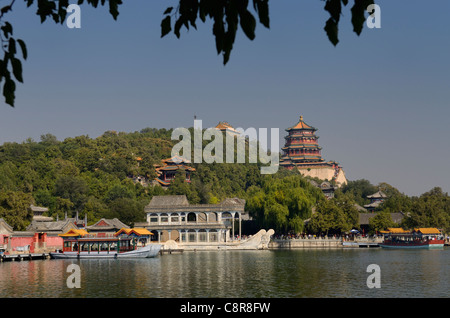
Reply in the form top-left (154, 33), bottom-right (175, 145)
top-left (131, 228), bottom-right (153, 236)
top-left (380, 227), bottom-right (441, 235)
top-left (59, 229), bottom-right (90, 237)
top-left (114, 228), bottom-right (153, 237)
top-left (414, 228), bottom-right (441, 235)
top-left (114, 228), bottom-right (133, 236)
top-left (381, 228), bottom-right (409, 234)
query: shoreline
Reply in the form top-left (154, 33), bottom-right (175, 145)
top-left (160, 234), bottom-right (385, 252)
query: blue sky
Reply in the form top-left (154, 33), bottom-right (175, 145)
top-left (0, 0), bottom-right (449, 196)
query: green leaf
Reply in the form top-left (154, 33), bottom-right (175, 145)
top-left (324, 0), bottom-right (342, 23)
top-left (51, 13), bottom-right (60, 23)
top-left (223, 26), bottom-right (236, 65)
top-left (199, 0), bottom-right (214, 22)
top-left (253, 0), bottom-right (270, 28)
top-left (351, 0), bottom-right (374, 36)
top-left (3, 77), bottom-right (16, 107)
top-left (324, 18), bottom-right (339, 46)
top-left (11, 58), bottom-right (23, 83)
top-left (8, 37), bottom-right (16, 55)
top-left (239, 10), bottom-right (256, 40)
top-left (17, 40), bottom-right (28, 60)
top-left (161, 16), bottom-right (171, 38)
top-left (184, 1), bottom-right (198, 29)
top-left (163, 7), bottom-right (173, 15)
top-left (0, 5), bottom-right (12, 16)
top-left (36, 0), bottom-right (55, 23)
top-left (58, 0), bottom-right (69, 24)
top-left (223, 3), bottom-right (238, 64)
top-left (1, 22), bottom-right (13, 38)
top-left (213, 19), bottom-right (224, 54)
top-left (109, 0), bottom-right (121, 20)
top-left (0, 59), bottom-right (3, 79)
top-left (89, 0), bottom-right (100, 8)
top-left (323, 0), bottom-right (343, 45)
top-left (174, 18), bottom-right (183, 38)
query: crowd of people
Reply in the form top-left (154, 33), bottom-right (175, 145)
top-left (272, 233), bottom-right (383, 241)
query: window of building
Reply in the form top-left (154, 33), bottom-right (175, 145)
top-left (199, 232), bottom-right (207, 242)
top-left (210, 232), bottom-right (218, 242)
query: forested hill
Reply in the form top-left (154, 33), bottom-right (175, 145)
top-left (0, 128), bottom-right (320, 231)
top-left (0, 128), bottom-right (449, 234)
top-left (0, 128), bottom-right (175, 229)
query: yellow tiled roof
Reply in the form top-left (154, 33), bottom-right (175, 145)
top-left (59, 229), bottom-right (89, 237)
top-left (215, 122), bottom-right (239, 133)
top-left (131, 228), bottom-right (153, 236)
top-left (288, 116), bottom-right (316, 130)
top-left (155, 178), bottom-right (171, 186)
top-left (114, 228), bottom-right (132, 236)
top-left (386, 228), bottom-right (409, 233)
top-left (415, 228), bottom-right (441, 234)
top-left (115, 228), bottom-right (153, 236)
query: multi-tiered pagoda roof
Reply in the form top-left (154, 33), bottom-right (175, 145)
top-left (279, 115), bottom-right (347, 186)
top-left (280, 116), bottom-right (324, 167)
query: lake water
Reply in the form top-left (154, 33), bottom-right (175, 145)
top-left (0, 248), bottom-right (449, 299)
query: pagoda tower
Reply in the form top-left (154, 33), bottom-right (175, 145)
top-left (280, 115), bottom-right (347, 186)
top-left (280, 115), bottom-right (324, 166)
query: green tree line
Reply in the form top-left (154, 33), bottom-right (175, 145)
top-left (342, 180), bottom-right (450, 234)
top-left (0, 128), bottom-right (174, 229)
top-left (1, 128), bottom-right (449, 235)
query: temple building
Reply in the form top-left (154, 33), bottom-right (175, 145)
top-left (136, 195), bottom-right (246, 244)
top-left (215, 121), bottom-right (240, 136)
top-left (308, 180), bottom-right (337, 199)
top-left (29, 205), bottom-right (51, 222)
top-left (279, 116), bottom-right (347, 186)
top-left (86, 218), bottom-right (130, 236)
top-left (363, 190), bottom-right (387, 212)
top-left (1, 209), bottom-right (79, 254)
top-left (154, 156), bottom-right (196, 187)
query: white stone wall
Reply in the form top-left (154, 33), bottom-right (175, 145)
top-left (297, 166), bottom-right (347, 187)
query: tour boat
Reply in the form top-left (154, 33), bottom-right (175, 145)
top-left (50, 232), bottom-right (161, 259)
top-left (380, 228), bottom-right (444, 249)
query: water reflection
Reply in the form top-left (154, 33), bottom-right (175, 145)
top-left (0, 249), bottom-right (449, 298)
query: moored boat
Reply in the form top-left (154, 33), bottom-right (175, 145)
top-left (380, 228), bottom-right (444, 249)
top-left (50, 229), bottom-right (161, 259)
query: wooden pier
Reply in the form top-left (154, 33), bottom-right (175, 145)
top-left (270, 238), bottom-right (342, 249)
top-left (343, 242), bottom-right (380, 248)
top-left (1, 253), bottom-right (50, 262)
top-left (159, 248), bottom-right (183, 255)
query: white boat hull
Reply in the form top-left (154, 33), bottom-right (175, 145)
top-left (50, 244), bottom-right (161, 259)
